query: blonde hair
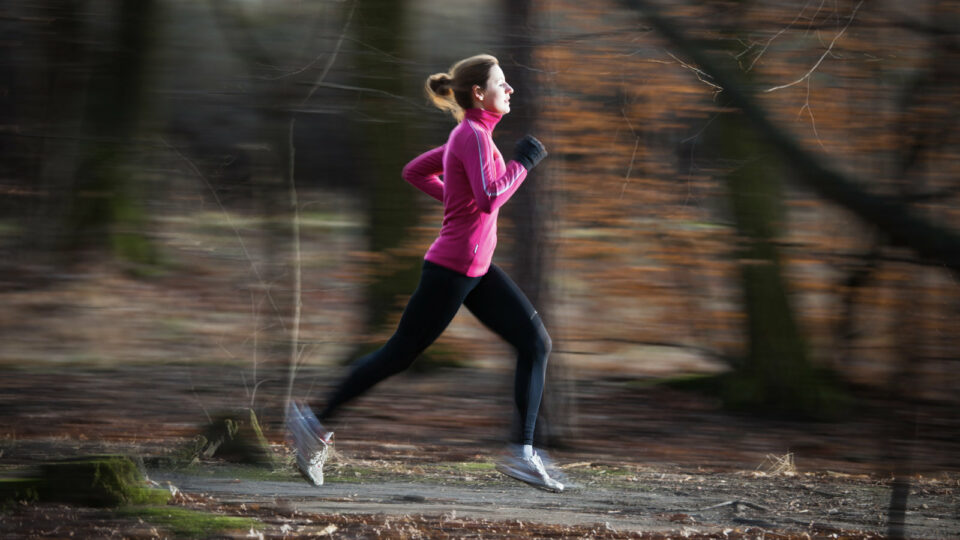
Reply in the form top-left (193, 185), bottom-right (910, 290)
top-left (425, 54), bottom-right (499, 122)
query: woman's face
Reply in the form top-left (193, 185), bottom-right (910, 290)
top-left (475, 64), bottom-right (514, 114)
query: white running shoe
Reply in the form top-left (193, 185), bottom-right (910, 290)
top-left (285, 401), bottom-right (333, 486)
top-left (496, 446), bottom-right (564, 493)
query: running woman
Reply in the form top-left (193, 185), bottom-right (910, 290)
top-left (287, 54), bottom-right (561, 492)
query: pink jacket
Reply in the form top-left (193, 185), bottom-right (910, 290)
top-left (402, 108), bottom-right (528, 277)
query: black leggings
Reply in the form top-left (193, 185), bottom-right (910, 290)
top-left (319, 260), bottom-right (551, 446)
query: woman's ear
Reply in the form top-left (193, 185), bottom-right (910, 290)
top-left (472, 85), bottom-right (484, 102)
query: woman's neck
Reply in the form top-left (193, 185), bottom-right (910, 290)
top-left (464, 107), bottom-right (503, 130)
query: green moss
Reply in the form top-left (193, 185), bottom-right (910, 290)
top-left (39, 455), bottom-right (171, 507)
top-left (116, 506), bottom-right (258, 538)
top-left (445, 461), bottom-right (495, 472)
top-left (129, 485), bottom-right (174, 506)
top-left (0, 478), bottom-right (41, 508)
top-left (200, 409), bottom-right (276, 468)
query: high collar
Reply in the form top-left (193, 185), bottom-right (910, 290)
top-left (463, 107), bottom-right (503, 131)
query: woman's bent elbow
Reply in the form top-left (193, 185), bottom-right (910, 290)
top-left (400, 166), bottom-right (414, 184)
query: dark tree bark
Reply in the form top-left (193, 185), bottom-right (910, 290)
top-left (499, 1), bottom-right (548, 310)
top-left (64, 0), bottom-right (158, 266)
top-left (707, 108), bottom-right (824, 416)
top-left (498, 0), bottom-right (573, 447)
top-left (353, 0), bottom-right (420, 344)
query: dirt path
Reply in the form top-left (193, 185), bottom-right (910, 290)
top-left (150, 465), bottom-right (958, 538)
top-left (2, 363), bottom-right (958, 538)
top-left (2, 449), bottom-right (957, 538)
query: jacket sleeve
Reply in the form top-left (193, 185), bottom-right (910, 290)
top-left (459, 123), bottom-right (527, 213)
top-left (401, 145), bottom-right (445, 202)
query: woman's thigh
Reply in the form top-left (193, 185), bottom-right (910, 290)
top-left (462, 264), bottom-right (543, 349)
top-left (393, 261), bottom-right (480, 349)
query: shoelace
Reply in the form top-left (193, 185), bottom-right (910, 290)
top-left (528, 453), bottom-right (550, 478)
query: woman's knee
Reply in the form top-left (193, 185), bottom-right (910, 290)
top-left (520, 319), bottom-right (551, 362)
top-left (537, 325), bottom-right (552, 358)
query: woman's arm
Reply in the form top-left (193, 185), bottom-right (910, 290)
top-left (401, 145), bottom-right (445, 202)
top-left (460, 124), bottom-right (527, 213)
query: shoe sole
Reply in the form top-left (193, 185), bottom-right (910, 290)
top-left (296, 453), bottom-right (325, 486)
top-left (496, 463), bottom-right (564, 493)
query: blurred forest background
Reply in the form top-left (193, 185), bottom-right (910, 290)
top-left (1, 0), bottom-right (958, 467)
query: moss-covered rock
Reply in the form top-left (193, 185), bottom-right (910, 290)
top-left (0, 455), bottom-right (171, 508)
top-left (0, 477), bottom-right (42, 508)
top-left (38, 455), bottom-right (170, 507)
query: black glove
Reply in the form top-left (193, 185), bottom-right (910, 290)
top-left (513, 135), bottom-right (548, 171)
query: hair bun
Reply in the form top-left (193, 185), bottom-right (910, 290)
top-left (427, 73), bottom-right (453, 96)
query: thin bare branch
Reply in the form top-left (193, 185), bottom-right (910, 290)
top-left (301, 2), bottom-right (356, 105)
top-left (293, 81), bottom-right (432, 111)
top-left (744, 0), bottom-right (814, 72)
top-left (666, 51), bottom-right (723, 95)
top-left (285, 118), bottom-right (303, 413)
top-left (627, 0), bottom-right (960, 273)
top-left (805, 0), bottom-right (830, 35)
top-left (286, 1), bottom-right (354, 413)
top-left (765, 0), bottom-right (864, 93)
top-left (250, 290), bottom-right (261, 408)
top-left (620, 137), bottom-right (641, 200)
top-left (799, 78), bottom-right (826, 150)
top-left (161, 137), bottom-right (286, 330)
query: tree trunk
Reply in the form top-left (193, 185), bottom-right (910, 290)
top-left (346, 0), bottom-right (427, 363)
top-left (708, 110), bottom-right (827, 416)
top-left (65, 0), bottom-right (158, 267)
top-left (498, 0), bottom-right (572, 446)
